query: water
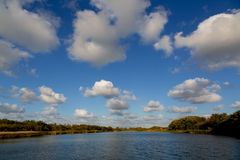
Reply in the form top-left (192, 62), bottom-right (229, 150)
top-left (0, 132), bottom-right (240, 160)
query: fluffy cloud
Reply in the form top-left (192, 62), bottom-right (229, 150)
top-left (39, 86), bottom-right (66, 106)
top-left (144, 100), bottom-right (164, 112)
top-left (0, 40), bottom-right (30, 72)
top-left (232, 101), bottom-right (240, 109)
top-left (168, 78), bottom-right (221, 104)
top-left (106, 98), bottom-right (128, 111)
top-left (81, 80), bottom-right (120, 98)
top-left (154, 35), bottom-right (173, 55)
top-left (170, 106), bottom-right (197, 113)
top-left (69, 0), bottom-right (170, 66)
top-left (213, 105), bottom-right (224, 111)
top-left (81, 80), bottom-right (136, 115)
top-left (11, 86), bottom-right (37, 103)
top-left (74, 109), bottom-right (94, 119)
top-left (0, 0), bottom-right (59, 52)
top-left (0, 0), bottom-right (59, 75)
top-left (91, 0), bottom-right (150, 36)
top-left (139, 8), bottom-right (168, 42)
top-left (144, 114), bottom-right (163, 121)
top-left (175, 10), bottom-right (240, 70)
top-left (68, 10), bottom-right (125, 66)
top-left (0, 102), bottom-right (24, 114)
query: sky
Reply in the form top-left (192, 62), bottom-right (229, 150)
top-left (0, 0), bottom-right (240, 127)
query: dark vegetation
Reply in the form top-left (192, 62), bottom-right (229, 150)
top-left (0, 119), bottom-right (114, 139)
top-left (168, 110), bottom-right (240, 138)
top-left (0, 119), bottom-right (114, 132)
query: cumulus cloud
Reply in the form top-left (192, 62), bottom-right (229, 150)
top-left (0, 40), bottom-right (30, 73)
top-left (213, 105), bottom-right (224, 111)
top-left (232, 101), bottom-right (240, 109)
top-left (0, 0), bottom-right (59, 75)
top-left (0, 102), bottom-right (25, 114)
top-left (81, 80), bottom-right (136, 115)
top-left (74, 108), bottom-right (94, 119)
top-left (11, 86), bottom-right (37, 103)
top-left (81, 80), bottom-right (120, 98)
top-left (91, 0), bottom-right (150, 36)
top-left (154, 35), bottom-right (173, 55)
top-left (106, 98), bottom-right (128, 112)
top-left (69, 0), bottom-right (170, 66)
top-left (144, 114), bottom-right (163, 121)
top-left (139, 8), bottom-right (168, 42)
top-left (175, 10), bottom-right (240, 70)
top-left (144, 100), bottom-right (164, 112)
top-left (68, 10), bottom-right (125, 66)
top-left (39, 86), bottom-right (66, 106)
top-left (0, 0), bottom-right (59, 52)
top-left (170, 106), bottom-right (197, 113)
top-left (168, 78), bottom-right (222, 104)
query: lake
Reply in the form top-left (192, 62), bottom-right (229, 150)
top-left (0, 132), bottom-right (240, 160)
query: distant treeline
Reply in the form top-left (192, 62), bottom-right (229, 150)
top-left (0, 119), bottom-right (114, 133)
top-left (1, 110), bottom-right (239, 138)
top-left (0, 119), bottom-right (167, 133)
top-left (168, 110), bottom-right (240, 138)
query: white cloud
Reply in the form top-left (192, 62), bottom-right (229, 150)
top-left (144, 100), bottom-right (164, 112)
top-left (154, 35), bottom-right (173, 55)
top-left (168, 78), bottom-right (222, 104)
top-left (0, 102), bottom-right (24, 114)
top-left (0, 40), bottom-right (30, 72)
top-left (39, 86), bottom-right (66, 106)
top-left (175, 10), bottom-right (240, 70)
top-left (42, 106), bottom-right (58, 117)
top-left (0, 0), bottom-right (59, 52)
top-left (68, 10), bottom-right (125, 66)
top-left (213, 105), bottom-right (224, 111)
top-left (69, 0), bottom-right (170, 66)
top-left (170, 106), bottom-right (197, 113)
top-left (106, 98), bottom-right (128, 111)
top-left (81, 80), bottom-right (136, 115)
top-left (91, 0), bottom-right (150, 36)
top-left (232, 101), bottom-right (240, 109)
top-left (144, 114), bottom-right (163, 121)
top-left (74, 108), bottom-right (94, 119)
top-left (11, 86), bottom-right (37, 103)
top-left (121, 90), bottom-right (136, 101)
top-left (81, 80), bottom-right (120, 98)
top-left (139, 8), bottom-right (168, 42)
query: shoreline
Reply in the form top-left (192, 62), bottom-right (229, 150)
top-left (0, 129), bottom-right (231, 140)
top-left (0, 129), bottom-right (238, 140)
top-left (0, 130), bottom-right (110, 139)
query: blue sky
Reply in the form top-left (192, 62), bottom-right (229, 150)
top-left (0, 0), bottom-right (240, 127)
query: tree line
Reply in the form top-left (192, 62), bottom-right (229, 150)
top-left (0, 119), bottom-right (114, 133)
top-left (1, 110), bottom-right (239, 138)
top-left (168, 110), bottom-right (240, 138)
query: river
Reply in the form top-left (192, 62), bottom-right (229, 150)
top-left (0, 132), bottom-right (240, 160)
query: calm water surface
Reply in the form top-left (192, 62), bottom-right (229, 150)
top-left (0, 132), bottom-right (240, 160)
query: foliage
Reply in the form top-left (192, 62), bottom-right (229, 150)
top-left (212, 111), bottom-right (240, 138)
top-left (0, 119), bottom-right (113, 133)
top-left (168, 116), bottom-right (206, 130)
top-left (168, 111), bottom-right (240, 138)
